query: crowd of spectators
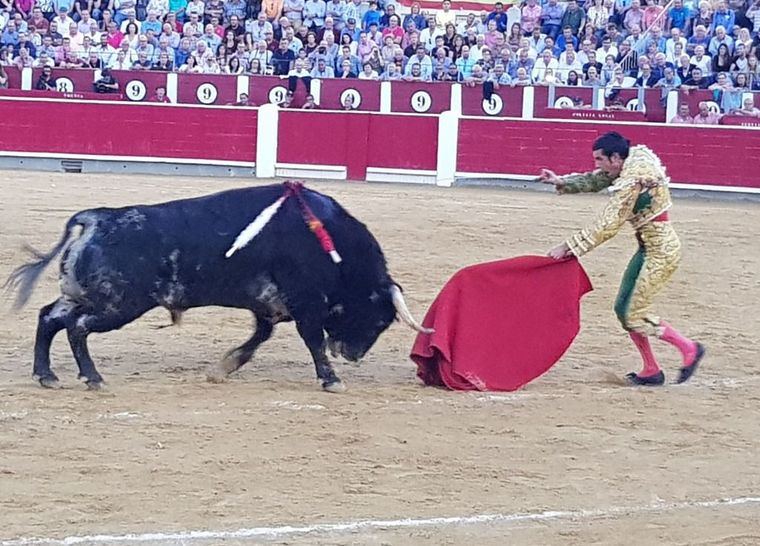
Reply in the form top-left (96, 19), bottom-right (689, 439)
top-left (0, 0), bottom-right (759, 114)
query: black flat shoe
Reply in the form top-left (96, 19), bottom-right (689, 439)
top-left (677, 343), bottom-right (705, 384)
top-left (625, 370), bottom-right (665, 386)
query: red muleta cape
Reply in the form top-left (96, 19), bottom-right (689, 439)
top-left (410, 256), bottom-right (593, 391)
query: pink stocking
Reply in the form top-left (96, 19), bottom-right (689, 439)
top-left (658, 322), bottom-right (697, 366)
top-left (629, 332), bottom-right (661, 377)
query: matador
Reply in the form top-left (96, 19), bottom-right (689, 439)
top-left (539, 132), bottom-right (705, 386)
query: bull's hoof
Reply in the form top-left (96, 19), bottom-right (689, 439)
top-left (79, 375), bottom-right (105, 391)
top-left (36, 375), bottom-right (61, 389)
top-left (205, 368), bottom-right (229, 384)
top-left (323, 380), bottom-right (347, 393)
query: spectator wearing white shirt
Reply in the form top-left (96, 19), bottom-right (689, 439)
top-left (419, 15), bottom-right (441, 52)
top-left (200, 23), bottom-right (221, 50)
top-left (108, 49), bottom-right (132, 70)
top-left (287, 58), bottom-right (312, 93)
top-left (596, 36), bottom-right (618, 61)
top-left (147, 0), bottom-right (169, 18)
top-left (358, 61), bottom-right (378, 79)
top-left (557, 50), bottom-right (583, 82)
top-left (186, 0), bottom-right (205, 19)
top-left (532, 49), bottom-right (558, 82)
top-left (248, 13), bottom-right (274, 42)
top-left (303, 0), bottom-right (327, 30)
top-left (183, 13), bottom-right (203, 38)
top-left (690, 45), bottom-right (711, 74)
top-left (250, 40), bottom-right (273, 67)
top-left (93, 33), bottom-right (116, 64)
top-left (405, 44), bottom-right (432, 79)
top-left (665, 28), bottom-right (687, 59)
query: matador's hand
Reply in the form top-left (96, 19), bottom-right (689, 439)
top-left (548, 242), bottom-right (573, 260)
top-left (538, 169), bottom-right (565, 190)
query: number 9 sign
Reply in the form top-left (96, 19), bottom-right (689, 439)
top-left (482, 95), bottom-right (504, 116)
top-left (410, 90), bottom-right (432, 113)
top-left (268, 85), bottom-right (288, 105)
top-left (125, 80), bottom-right (147, 101)
top-left (196, 82), bottom-right (218, 104)
top-left (56, 77), bottom-right (74, 93)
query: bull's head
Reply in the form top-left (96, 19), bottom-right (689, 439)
top-left (324, 283), bottom-right (431, 362)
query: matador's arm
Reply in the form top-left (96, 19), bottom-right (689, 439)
top-left (557, 170), bottom-right (616, 194)
top-left (565, 182), bottom-right (640, 257)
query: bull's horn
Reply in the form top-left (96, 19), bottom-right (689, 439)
top-left (390, 285), bottom-right (433, 334)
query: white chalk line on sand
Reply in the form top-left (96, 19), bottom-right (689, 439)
top-left (2, 496), bottom-right (759, 546)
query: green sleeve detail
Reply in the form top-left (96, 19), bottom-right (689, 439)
top-left (558, 171), bottom-right (616, 194)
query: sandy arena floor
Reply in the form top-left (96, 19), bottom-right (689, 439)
top-left (0, 171), bottom-right (758, 546)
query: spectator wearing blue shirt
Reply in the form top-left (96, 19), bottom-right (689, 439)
top-left (361, 0), bottom-right (381, 31)
top-left (710, 1), bottom-right (735, 34)
top-left (1, 22), bottom-right (20, 47)
top-left (667, 0), bottom-right (692, 33)
top-left (541, 0), bottom-right (565, 40)
top-left (554, 26), bottom-right (578, 56)
top-left (402, 3), bottom-right (426, 33)
top-left (455, 45), bottom-right (476, 78)
top-left (141, 11), bottom-right (162, 35)
top-left (486, 2), bottom-right (508, 33)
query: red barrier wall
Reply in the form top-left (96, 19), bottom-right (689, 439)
top-left (5, 66), bottom-right (22, 89)
top-left (0, 98), bottom-right (257, 162)
top-left (277, 111), bottom-right (438, 179)
top-left (457, 117), bottom-right (760, 188)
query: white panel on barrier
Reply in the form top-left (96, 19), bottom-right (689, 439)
top-left (522, 86), bottom-right (535, 119)
top-left (236, 75), bottom-right (249, 104)
top-left (21, 68), bottom-right (32, 91)
top-left (310, 78), bottom-right (322, 105)
top-left (380, 81), bottom-right (392, 113)
top-left (166, 72), bottom-right (179, 104)
top-left (256, 103), bottom-right (278, 178)
top-left (436, 110), bottom-right (459, 187)
top-left (449, 83), bottom-right (462, 115)
top-left (665, 90), bottom-right (679, 122)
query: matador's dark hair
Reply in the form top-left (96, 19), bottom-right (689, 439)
top-left (592, 132), bottom-right (631, 160)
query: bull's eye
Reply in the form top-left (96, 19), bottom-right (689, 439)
top-left (330, 304), bottom-right (344, 315)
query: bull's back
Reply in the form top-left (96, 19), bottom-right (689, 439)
top-left (71, 184), bottom-right (359, 309)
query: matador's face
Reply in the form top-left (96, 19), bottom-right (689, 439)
top-left (593, 149), bottom-right (624, 178)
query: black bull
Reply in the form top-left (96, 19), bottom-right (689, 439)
top-left (5, 183), bottom-right (429, 392)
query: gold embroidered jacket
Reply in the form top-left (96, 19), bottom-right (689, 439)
top-left (559, 145), bottom-right (674, 257)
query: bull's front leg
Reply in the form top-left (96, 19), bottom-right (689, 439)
top-left (295, 320), bottom-right (346, 393)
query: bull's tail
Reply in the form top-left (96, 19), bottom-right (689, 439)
top-left (3, 213), bottom-right (89, 310)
